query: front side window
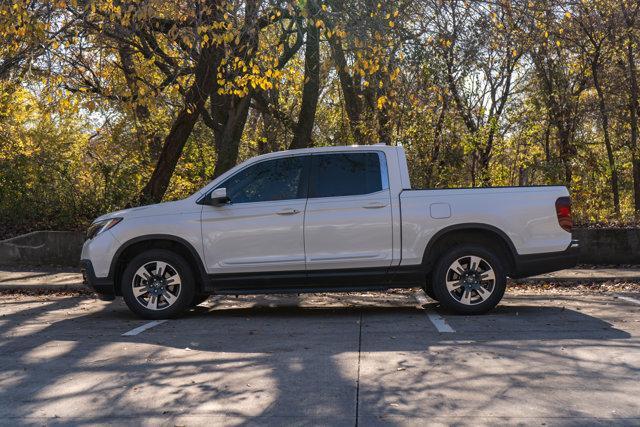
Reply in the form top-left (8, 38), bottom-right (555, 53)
top-left (220, 156), bottom-right (308, 203)
top-left (310, 152), bottom-right (384, 198)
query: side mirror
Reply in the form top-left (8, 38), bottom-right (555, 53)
top-left (210, 187), bottom-right (230, 206)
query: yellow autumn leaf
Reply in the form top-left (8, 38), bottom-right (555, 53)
top-left (377, 95), bottom-right (387, 109)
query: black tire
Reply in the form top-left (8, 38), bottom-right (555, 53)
top-left (121, 249), bottom-right (196, 319)
top-left (431, 244), bottom-right (506, 315)
top-left (191, 294), bottom-right (210, 307)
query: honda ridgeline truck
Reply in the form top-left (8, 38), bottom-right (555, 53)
top-left (81, 145), bottom-right (579, 319)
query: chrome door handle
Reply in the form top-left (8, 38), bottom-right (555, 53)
top-left (276, 208), bottom-right (301, 215)
top-left (363, 203), bottom-right (387, 209)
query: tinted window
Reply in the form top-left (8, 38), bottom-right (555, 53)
top-left (221, 156), bottom-right (307, 203)
top-left (310, 153), bottom-right (383, 198)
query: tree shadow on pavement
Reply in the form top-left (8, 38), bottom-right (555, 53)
top-left (0, 292), bottom-right (637, 425)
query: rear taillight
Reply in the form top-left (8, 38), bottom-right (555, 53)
top-left (555, 197), bottom-right (572, 232)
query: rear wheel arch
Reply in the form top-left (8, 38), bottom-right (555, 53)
top-left (422, 224), bottom-right (517, 276)
top-left (110, 235), bottom-right (207, 295)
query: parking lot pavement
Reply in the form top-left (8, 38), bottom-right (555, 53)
top-left (1, 289), bottom-right (639, 425)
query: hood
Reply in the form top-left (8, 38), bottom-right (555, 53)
top-left (93, 199), bottom-right (197, 222)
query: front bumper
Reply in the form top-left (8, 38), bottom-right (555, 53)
top-left (80, 259), bottom-right (116, 300)
top-left (511, 240), bottom-right (580, 279)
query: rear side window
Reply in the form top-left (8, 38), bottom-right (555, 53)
top-left (221, 156), bottom-right (308, 203)
top-left (310, 153), bottom-right (383, 198)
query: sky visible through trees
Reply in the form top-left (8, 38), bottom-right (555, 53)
top-left (1, 0), bottom-right (640, 234)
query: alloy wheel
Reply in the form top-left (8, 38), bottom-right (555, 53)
top-left (131, 261), bottom-right (182, 311)
top-left (445, 255), bottom-right (496, 306)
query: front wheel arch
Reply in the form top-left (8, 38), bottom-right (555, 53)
top-left (111, 236), bottom-right (207, 296)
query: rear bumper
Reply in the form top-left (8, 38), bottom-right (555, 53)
top-left (511, 240), bottom-right (580, 279)
top-left (80, 259), bottom-right (116, 299)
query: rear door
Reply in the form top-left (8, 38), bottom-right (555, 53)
top-left (304, 151), bottom-right (393, 271)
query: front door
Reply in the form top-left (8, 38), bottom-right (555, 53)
top-left (201, 155), bottom-right (309, 274)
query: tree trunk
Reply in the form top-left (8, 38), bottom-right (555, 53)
top-left (290, 6), bottom-right (320, 150)
top-left (592, 60), bottom-right (620, 215)
top-left (212, 95), bottom-right (252, 179)
top-left (424, 96), bottom-right (449, 188)
top-left (204, 0), bottom-right (259, 179)
top-left (138, 46), bottom-right (221, 204)
top-left (377, 104), bottom-right (392, 144)
top-left (627, 34), bottom-right (640, 213)
top-left (478, 127), bottom-right (496, 187)
top-left (326, 35), bottom-right (364, 143)
top-left (557, 126), bottom-right (573, 185)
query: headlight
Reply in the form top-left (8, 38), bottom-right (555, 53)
top-left (86, 218), bottom-right (122, 240)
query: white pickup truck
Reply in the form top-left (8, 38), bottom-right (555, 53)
top-left (81, 145), bottom-right (578, 319)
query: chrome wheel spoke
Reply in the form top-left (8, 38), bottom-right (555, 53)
top-left (133, 286), bottom-right (147, 297)
top-left (146, 295), bottom-right (158, 310)
top-left (166, 275), bottom-right (181, 286)
top-left (446, 279), bottom-right (462, 292)
top-left (480, 269), bottom-right (495, 282)
top-left (468, 256), bottom-right (482, 271)
top-left (460, 289), bottom-right (472, 305)
top-left (449, 260), bottom-right (466, 275)
top-left (476, 286), bottom-right (492, 301)
top-left (133, 270), bottom-right (149, 283)
top-left (163, 291), bottom-right (178, 306)
top-left (155, 261), bottom-right (168, 278)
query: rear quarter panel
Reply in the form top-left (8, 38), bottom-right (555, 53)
top-left (399, 186), bottom-right (572, 266)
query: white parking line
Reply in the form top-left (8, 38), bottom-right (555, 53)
top-left (615, 295), bottom-right (640, 306)
top-left (122, 320), bottom-right (168, 336)
top-left (427, 313), bottom-right (455, 333)
top-left (414, 291), bottom-right (455, 333)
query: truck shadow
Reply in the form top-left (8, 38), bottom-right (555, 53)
top-left (0, 293), bottom-right (636, 424)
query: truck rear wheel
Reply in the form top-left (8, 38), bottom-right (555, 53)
top-left (431, 244), bottom-right (506, 314)
top-left (121, 249), bottom-right (196, 319)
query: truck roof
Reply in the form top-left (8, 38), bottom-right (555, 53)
top-left (248, 144), bottom-right (402, 161)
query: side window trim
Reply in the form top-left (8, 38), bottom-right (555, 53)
top-left (203, 154), bottom-right (310, 205)
top-left (379, 152), bottom-right (390, 191)
top-left (309, 151), bottom-right (389, 199)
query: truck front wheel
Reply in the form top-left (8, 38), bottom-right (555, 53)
top-left (431, 244), bottom-right (506, 314)
top-left (121, 249), bottom-right (196, 319)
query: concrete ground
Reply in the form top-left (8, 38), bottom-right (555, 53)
top-left (1, 284), bottom-right (640, 425)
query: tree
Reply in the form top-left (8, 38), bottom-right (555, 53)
top-left (430, 0), bottom-right (523, 186)
top-left (617, 0), bottom-right (640, 214)
top-left (569, 0), bottom-right (621, 214)
top-left (526, 1), bottom-right (588, 185)
top-left (289, 0), bottom-right (321, 150)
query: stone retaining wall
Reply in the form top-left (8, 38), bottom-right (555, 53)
top-left (573, 227), bottom-right (640, 265)
top-left (0, 231), bottom-right (85, 267)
